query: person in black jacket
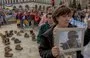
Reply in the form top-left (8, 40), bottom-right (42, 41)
top-left (84, 20), bottom-right (90, 46)
top-left (39, 6), bottom-right (78, 58)
top-left (37, 13), bottom-right (54, 44)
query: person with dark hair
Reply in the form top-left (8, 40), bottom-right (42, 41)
top-left (19, 12), bottom-right (24, 28)
top-left (69, 8), bottom-right (86, 28)
top-left (23, 11), bottom-right (29, 28)
top-left (39, 6), bottom-right (52, 26)
top-left (38, 6), bottom-right (78, 58)
top-left (30, 10), bottom-right (35, 29)
top-left (37, 13), bottom-right (54, 44)
top-left (2, 11), bottom-right (7, 24)
top-left (16, 12), bottom-right (20, 28)
top-left (0, 14), bottom-right (3, 27)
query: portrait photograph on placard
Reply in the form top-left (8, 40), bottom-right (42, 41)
top-left (54, 28), bottom-right (85, 52)
top-left (54, 28), bottom-right (85, 58)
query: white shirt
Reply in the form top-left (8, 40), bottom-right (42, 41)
top-left (82, 42), bottom-right (90, 58)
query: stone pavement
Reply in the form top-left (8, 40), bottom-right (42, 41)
top-left (0, 24), bottom-right (41, 58)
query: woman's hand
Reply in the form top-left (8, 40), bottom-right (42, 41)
top-left (51, 46), bottom-right (60, 57)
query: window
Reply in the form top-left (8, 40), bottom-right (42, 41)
top-left (44, 0), bottom-right (46, 3)
top-left (11, 0), bottom-right (13, 3)
top-left (89, 0), bottom-right (90, 4)
top-left (38, 5), bottom-right (42, 10)
top-left (24, 0), bottom-right (27, 2)
top-left (16, 0), bottom-right (18, 3)
top-left (36, 0), bottom-right (38, 2)
top-left (5, 0), bottom-right (7, 4)
top-left (7, 0), bottom-right (9, 4)
top-left (3, 0), bottom-right (6, 4)
top-left (33, 0), bottom-right (36, 2)
top-left (20, 0), bottom-right (23, 2)
top-left (13, 0), bottom-right (15, 3)
top-left (37, 0), bottom-right (40, 2)
top-left (19, 5), bottom-right (23, 9)
top-left (22, 0), bottom-right (24, 2)
top-left (19, 0), bottom-right (22, 3)
top-left (35, 5), bottom-right (38, 10)
top-left (8, 0), bottom-right (11, 4)
top-left (18, 0), bottom-right (20, 2)
top-left (13, 6), bottom-right (16, 10)
top-left (43, 6), bottom-right (45, 10)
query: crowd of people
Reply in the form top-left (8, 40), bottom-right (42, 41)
top-left (13, 6), bottom-right (88, 29)
top-left (14, 6), bottom-right (52, 29)
top-left (0, 6), bottom-right (88, 29)
top-left (15, 10), bottom-right (39, 29)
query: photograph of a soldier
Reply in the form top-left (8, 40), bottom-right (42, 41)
top-left (61, 31), bottom-right (80, 50)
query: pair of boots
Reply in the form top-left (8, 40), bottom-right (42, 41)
top-left (20, 30), bottom-right (24, 33)
top-left (11, 37), bottom-right (21, 44)
top-left (9, 30), bottom-right (14, 37)
top-left (17, 32), bottom-right (22, 36)
top-left (30, 30), bottom-right (36, 41)
top-left (14, 31), bottom-right (18, 34)
top-left (5, 30), bottom-right (13, 37)
top-left (4, 46), bottom-right (13, 57)
top-left (5, 31), bottom-right (10, 37)
top-left (24, 33), bottom-right (29, 38)
top-left (0, 34), bottom-right (10, 45)
top-left (15, 44), bottom-right (23, 51)
top-left (3, 38), bottom-right (10, 45)
top-left (11, 37), bottom-right (23, 50)
top-left (4, 45), bottom-right (23, 57)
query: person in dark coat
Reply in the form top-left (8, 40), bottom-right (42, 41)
top-left (37, 13), bottom-right (54, 44)
top-left (84, 28), bottom-right (90, 46)
top-left (19, 12), bottom-right (24, 28)
top-left (39, 6), bottom-right (82, 58)
top-left (84, 20), bottom-right (90, 46)
top-left (16, 12), bottom-right (20, 28)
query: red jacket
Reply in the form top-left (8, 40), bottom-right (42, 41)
top-left (35, 15), bottom-right (40, 22)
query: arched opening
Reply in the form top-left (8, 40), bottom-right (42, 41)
top-left (35, 5), bottom-right (38, 10)
top-left (13, 6), bottom-right (17, 10)
top-left (43, 6), bottom-right (45, 11)
top-left (19, 5), bottom-right (23, 10)
top-left (38, 5), bottom-right (42, 11)
top-left (25, 5), bottom-right (29, 10)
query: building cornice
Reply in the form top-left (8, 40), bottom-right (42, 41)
top-left (6, 1), bottom-right (51, 5)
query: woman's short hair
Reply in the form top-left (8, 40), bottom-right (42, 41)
top-left (52, 6), bottom-right (71, 24)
